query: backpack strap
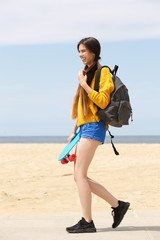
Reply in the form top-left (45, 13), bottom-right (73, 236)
top-left (108, 131), bottom-right (119, 155)
top-left (94, 67), bottom-right (102, 92)
top-left (112, 65), bottom-right (119, 75)
top-left (94, 65), bottom-right (118, 92)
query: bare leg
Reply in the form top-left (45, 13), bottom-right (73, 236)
top-left (74, 137), bottom-right (100, 223)
top-left (74, 137), bottom-right (118, 223)
top-left (87, 178), bottom-right (118, 207)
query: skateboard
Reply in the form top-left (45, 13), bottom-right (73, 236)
top-left (58, 130), bottom-right (80, 164)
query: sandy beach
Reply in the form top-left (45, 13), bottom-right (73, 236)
top-left (0, 143), bottom-right (159, 214)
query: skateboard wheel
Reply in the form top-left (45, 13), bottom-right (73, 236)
top-left (61, 158), bottom-right (68, 164)
top-left (69, 154), bottom-right (76, 162)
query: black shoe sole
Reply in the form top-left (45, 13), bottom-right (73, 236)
top-left (112, 202), bottom-right (130, 228)
top-left (66, 228), bottom-right (97, 233)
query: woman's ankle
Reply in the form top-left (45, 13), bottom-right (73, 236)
top-left (83, 216), bottom-right (92, 223)
top-left (111, 199), bottom-right (119, 208)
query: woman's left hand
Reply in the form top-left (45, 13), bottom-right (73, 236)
top-left (78, 70), bottom-right (87, 87)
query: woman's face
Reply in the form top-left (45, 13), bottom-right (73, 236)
top-left (78, 44), bottom-right (95, 67)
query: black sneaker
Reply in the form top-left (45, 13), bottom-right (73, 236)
top-left (111, 200), bottom-right (130, 228)
top-left (66, 217), bottom-right (97, 233)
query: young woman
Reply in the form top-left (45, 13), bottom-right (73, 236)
top-left (66, 37), bottom-right (130, 233)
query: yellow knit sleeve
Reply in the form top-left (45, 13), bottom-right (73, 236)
top-left (88, 67), bottom-right (114, 109)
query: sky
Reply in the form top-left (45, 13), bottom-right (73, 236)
top-left (0, 0), bottom-right (160, 136)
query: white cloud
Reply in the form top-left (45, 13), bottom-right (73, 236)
top-left (0, 0), bottom-right (160, 45)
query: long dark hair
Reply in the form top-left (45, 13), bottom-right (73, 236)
top-left (72, 37), bottom-right (101, 119)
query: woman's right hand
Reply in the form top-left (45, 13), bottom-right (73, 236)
top-left (67, 133), bottom-right (75, 143)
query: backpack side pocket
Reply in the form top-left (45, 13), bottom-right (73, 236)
top-left (118, 101), bottom-right (131, 125)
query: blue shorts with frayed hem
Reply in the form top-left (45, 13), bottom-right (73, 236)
top-left (79, 120), bottom-right (106, 144)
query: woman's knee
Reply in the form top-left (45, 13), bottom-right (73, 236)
top-left (74, 172), bottom-right (78, 183)
top-left (74, 171), bottom-right (86, 183)
top-left (74, 171), bottom-right (80, 183)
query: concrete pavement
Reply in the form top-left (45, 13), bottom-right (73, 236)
top-left (0, 210), bottom-right (159, 240)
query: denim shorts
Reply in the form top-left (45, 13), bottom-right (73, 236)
top-left (79, 120), bottom-right (106, 144)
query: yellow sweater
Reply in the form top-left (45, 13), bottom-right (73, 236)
top-left (77, 67), bottom-right (114, 129)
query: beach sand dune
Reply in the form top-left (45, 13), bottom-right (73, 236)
top-left (0, 143), bottom-right (159, 213)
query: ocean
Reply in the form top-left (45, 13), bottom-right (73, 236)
top-left (0, 135), bottom-right (160, 144)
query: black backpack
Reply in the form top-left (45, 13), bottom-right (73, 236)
top-left (94, 65), bottom-right (133, 155)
